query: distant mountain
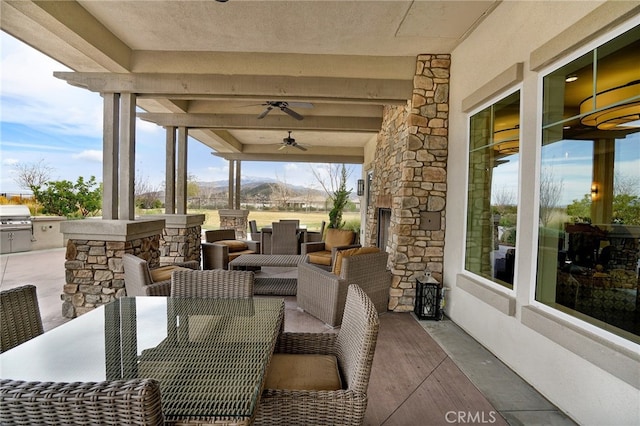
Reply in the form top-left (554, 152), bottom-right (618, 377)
top-left (194, 178), bottom-right (328, 199)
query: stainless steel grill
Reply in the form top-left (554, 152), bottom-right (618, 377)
top-left (0, 205), bottom-right (33, 254)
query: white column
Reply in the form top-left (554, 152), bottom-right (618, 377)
top-left (165, 126), bottom-right (176, 214)
top-left (119, 92), bottom-right (136, 220)
top-left (235, 160), bottom-right (241, 209)
top-left (228, 160), bottom-right (235, 208)
top-left (176, 127), bottom-right (188, 214)
top-left (102, 92), bottom-right (119, 220)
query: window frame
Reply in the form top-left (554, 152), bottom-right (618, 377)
top-left (462, 85), bottom-right (523, 295)
top-left (528, 19), bottom-right (640, 348)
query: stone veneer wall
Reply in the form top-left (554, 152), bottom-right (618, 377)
top-left (366, 54), bottom-right (450, 312)
top-left (219, 209), bottom-right (250, 239)
top-left (63, 235), bottom-right (161, 318)
top-left (159, 225), bottom-right (202, 265)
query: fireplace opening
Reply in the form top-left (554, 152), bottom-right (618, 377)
top-left (377, 208), bottom-right (391, 249)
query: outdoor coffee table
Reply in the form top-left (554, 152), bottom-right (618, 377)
top-left (229, 254), bottom-right (304, 296)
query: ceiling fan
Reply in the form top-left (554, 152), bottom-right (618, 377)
top-left (279, 131), bottom-right (307, 151)
top-left (258, 101), bottom-right (313, 120)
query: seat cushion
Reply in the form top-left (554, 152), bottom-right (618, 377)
top-left (332, 247), bottom-right (380, 275)
top-left (217, 240), bottom-right (249, 252)
top-left (265, 354), bottom-right (342, 391)
top-left (149, 265), bottom-right (190, 282)
top-left (307, 251), bottom-right (332, 266)
top-left (324, 229), bottom-right (355, 250)
top-left (228, 249), bottom-right (257, 261)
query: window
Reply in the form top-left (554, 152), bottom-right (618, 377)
top-left (536, 25), bottom-right (640, 342)
top-left (465, 91), bottom-right (520, 289)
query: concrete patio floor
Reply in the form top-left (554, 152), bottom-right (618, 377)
top-left (0, 248), bottom-right (575, 425)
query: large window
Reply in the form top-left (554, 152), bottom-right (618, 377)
top-left (465, 91), bottom-right (520, 289)
top-left (537, 25), bottom-right (640, 342)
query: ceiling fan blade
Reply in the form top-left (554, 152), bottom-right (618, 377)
top-left (278, 144), bottom-right (287, 151)
top-left (286, 102), bottom-right (314, 109)
top-left (257, 106), bottom-right (273, 119)
top-left (293, 143), bottom-right (308, 151)
top-left (281, 106), bottom-right (304, 120)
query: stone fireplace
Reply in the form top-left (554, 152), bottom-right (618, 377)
top-left (365, 54), bottom-right (449, 312)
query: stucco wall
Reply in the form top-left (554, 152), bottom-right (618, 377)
top-left (445, 1), bottom-right (639, 424)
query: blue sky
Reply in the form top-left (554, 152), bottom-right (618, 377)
top-left (0, 32), bottom-right (361, 195)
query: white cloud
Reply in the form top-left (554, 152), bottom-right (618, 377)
top-left (73, 150), bottom-right (103, 162)
top-left (1, 33), bottom-right (103, 137)
top-left (1, 157), bottom-right (19, 166)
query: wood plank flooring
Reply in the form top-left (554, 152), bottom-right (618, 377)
top-left (363, 312), bottom-right (507, 426)
top-left (279, 296), bottom-right (507, 426)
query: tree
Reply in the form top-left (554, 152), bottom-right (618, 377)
top-left (539, 166), bottom-right (564, 226)
top-left (135, 171), bottom-right (162, 209)
top-left (566, 194), bottom-right (591, 223)
top-left (13, 159), bottom-right (54, 194)
top-left (187, 173), bottom-right (200, 198)
top-left (33, 176), bottom-right (101, 217)
top-left (312, 164), bottom-right (353, 228)
top-left (270, 173), bottom-right (293, 210)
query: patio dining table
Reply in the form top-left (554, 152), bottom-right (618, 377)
top-left (0, 296), bottom-right (285, 425)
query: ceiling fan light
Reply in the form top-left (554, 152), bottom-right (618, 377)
top-left (579, 81), bottom-right (640, 130)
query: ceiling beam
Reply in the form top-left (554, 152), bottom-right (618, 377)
top-left (137, 113), bottom-right (382, 132)
top-left (212, 152), bottom-right (364, 164)
top-left (53, 72), bottom-right (413, 103)
top-left (2, 0), bottom-right (131, 72)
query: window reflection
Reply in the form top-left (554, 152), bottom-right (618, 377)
top-left (466, 91), bottom-right (520, 289)
top-left (537, 25), bottom-right (640, 341)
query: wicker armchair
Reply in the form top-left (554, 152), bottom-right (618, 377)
top-left (0, 285), bottom-right (43, 353)
top-left (202, 229), bottom-right (260, 270)
top-left (122, 254), bottom-right (200, 297)
top-left (0, 378), bottom-right (164, 425)
top-left (297, 250), bottom-right (391, 327)
top-left (301, 228), bottom-right (360, 269)
top-left (171, 269), bottom-right (254, 298)
top-left (254, 284), bottom-right (379, 426)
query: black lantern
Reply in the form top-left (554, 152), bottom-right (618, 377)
top-left (414, 271), bottom-right (443, 320)
top-left (357, 179), bottom-right (365, 196)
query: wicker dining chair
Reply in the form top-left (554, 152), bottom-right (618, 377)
top-left (171, 269), bottom-right (254, 298)
top-left (269, 221), bottom-right (299, 255)
top-left (0, 378), bottom-right (164, 425)
top-left (254, 284), bottom-right (380, 426)
top-left (0, 285), bottom-right (44, 353)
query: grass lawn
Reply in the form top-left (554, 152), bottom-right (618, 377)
top-left (138, 209), bottom-right (360, 232)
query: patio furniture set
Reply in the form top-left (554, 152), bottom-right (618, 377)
top-left (0, 280), bottom-right (380, 426)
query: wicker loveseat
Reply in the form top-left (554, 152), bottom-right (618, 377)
top-left (202, 229), bottom-right (261, 270)
top-left (297, 248), bottom-right (391, 327)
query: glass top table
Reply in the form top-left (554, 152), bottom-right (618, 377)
top-left (0, 296), bottom-right (285, 425)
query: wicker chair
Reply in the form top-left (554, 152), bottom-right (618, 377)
top-left (0, 378), bottom-right (164, 425)
top-left (297, 251), bottom-right (391, 327)
top-left (122, 254), bottom-right (200, 297)
top-left (202, 229), bottom-right (260, 270)
top-left (0, 285), bottom-right (44, 353)
top-left (269, 221), bottom-right (299, 255)
top-left (301, 228), bottom-right (360, 269)
top-left (171, 269), bottom-right (254, 298)
top-left (306, 220), bottom-right (326, 243)
top-left (249, 219), bottom-right (259, 241)
top-left (254, 284), bottom-right (379, 426)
